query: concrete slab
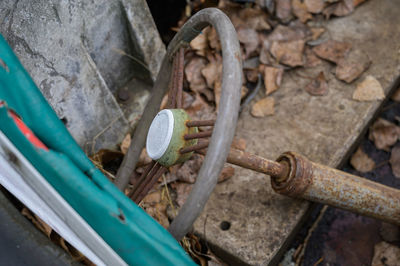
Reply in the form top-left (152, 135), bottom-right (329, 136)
top-left (193, 1), bottom-right (400, 264)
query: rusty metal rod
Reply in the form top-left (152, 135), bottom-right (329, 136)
top-left (166, 52), bottom-right (179, 109)
top-left (272, 152), bottom-right (400, 226)
top-left (186, 120), bottom-right (215, 127)
top-left (134, 166), bottom-right (168, 204)
top-left (184, 130), bottom-right (213, 140)
top-left (226, 149), bottom-right (288, 180)
top-left (175, 48), bottom-right (184, 109)
top-left (131, 162), bottom-right (161, 201)
top-left (129, 161), bottom-right (156, 198)
top-left (180, 141), bottom-right (210, 154)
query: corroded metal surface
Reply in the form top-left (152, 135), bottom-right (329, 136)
top-left (193, 1), bottom-right (400, 264)
top-left (227, 149), bottom-right (288, 180)
top-left (273, 152), bottom-right (400, 226)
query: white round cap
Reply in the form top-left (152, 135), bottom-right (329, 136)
top-left (146, 109), bottom-right (174, 160)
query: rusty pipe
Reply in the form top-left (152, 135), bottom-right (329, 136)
top-left (226, 149), bottom-right (288, 181)
top-left (271, 152), bottom-right (400, 225)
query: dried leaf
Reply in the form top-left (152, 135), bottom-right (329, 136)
top-left (276, 0), bottom-right (293, 23)
top-left (304, 48), bottom-right (323, 67)
top-left (350, 147), bottom-right (375, 173)
top-left (305, 71), bottom-right (328, 96)
top-left (201, 54), bottom-right (222, 88)
top-left (176, 154), bottom-right (203, 183)
top-left (305, 0), bottom-right (325, 13)
top-left (21, 208), bottom-right (52, 238)
top-left (353, 75), bottom-right (385, 102)
top-left (218, 166), bottom-right (235, 183)
top-left (120, 133), bottom-right (131, 154)
top-left (336, 49), bottom-right (370, 83)
top-left (190, 33), bottom-right (208, 56)
top-left (312, 40), bottom-right (352, 63)
top-left (238, 7), bottom-right (271, 31)
top-left (237, 27), bottom-right (259, 58)
top-left (310, 27), bottom-right (325, 41)
top-left (142, 191), bottom-right (161, 204)
top-left (259, 40), bottom-right (276, 65)
top-left (371, 242), bottom-right (400, 266)
top-left (368, 118), bottom-right (400, 151)
top-left (251, 97), bottom-right (275, 117)
top-left (174, 182), bottom-right (193, 207)
top-left (246, 69), bottom-right (259, 83)
top-left (268, 25), bottom-right (305, 42)
top-left (391, 88), bottom-right (400, 102)
top-left (292, 0), bottom-right (313, 23)
top-left (270, 40), bottom-right (305, 67)
top-left (186, 93), bottom-right (216, 121)
top-left (390, 144), bottom-right (400, 178)
top-left (214, 80), bottom-right (222, 110)
top-left (139, 148), bottom-right (152, 167)
top-left (185, 57), bottom-right (214, 101)
top-left (264, 66), bottom-right (284, 95)
top-left (205, 27), bottom-right (221, 51)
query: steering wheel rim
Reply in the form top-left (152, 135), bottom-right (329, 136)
top-left (115, 8), bottom-right (242, 240)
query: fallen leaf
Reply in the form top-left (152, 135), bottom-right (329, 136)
top-left (268, 24), bottom-right (306, 42)
top-left (186, 92), bottom-right (216, 121)
top-left (185, 57), bottom-right (214, 101)
top-left (205, 27), bottom-right (221, 51)
top-left (120, 133), bottom-right (131, 154)
top-left (304, 48), bottom-right (323, 67)
top-left (390, 144), bottom-right (400, 178)
top-left (139, 148), bottom-right (152, 167)
top-left (336, 49), bottom-right (370, 83)
top-left (259, 40), bottom-right (277, 65)
top-left (251, 97), bottom-right (275, 117)
top-left (176, 154), bottom-right (203, 183)
top-left (310, 27), bottom-right (325, 41)
top-left (371, 242), bottom-right (400, 266)
top-left (142, 191), bottom-right (161, 204)
top-left (237, 27), bottom-right (259, 58)
top-left (238, 7), bottom-right (270, 31)
top-left (312, 40), bottom-right (352, 63)
top-left (292, 0), bottom-right (313, 23)
top-left (246, 69), bottom-right (259, 83)
top-left (21, 208), bottom-right (53, 238)
top-left (190, 33), bottom-right (208, 56)
top-left (232, 138), bottom-right (247, 151)
top-left (305, 71), bottom-right (328, 96)
top-left (350, 147), bottom-right (375, 173)
top-left (241, 85), bottom-right (249, 99)
top-left (391, 87), bottom-right (400, 102)
top-left (160, 93), bottom-right (168, 110)
top-left (353, 75), bottom-right (385, 102)
top-left (369, 118), bottom-right (400, 151)
top-left (270, 40), bottom-right (305, 67)
top-left (174, 182), bottom-right (193, 207)
top-left (264, 66), bottom-right (284, 95)
top-left (305, 0), bottom-right (325, 13)
top-left (182, 91), bottom-right (196, 109)
top-left (218, 166), bottom-right (235, 183)
top-left (214, 80), bottom-right (222, 109)
top-left (201, 55), bottom-right (222, 88)
top-left (276, 0), bottom-right (293, 23)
